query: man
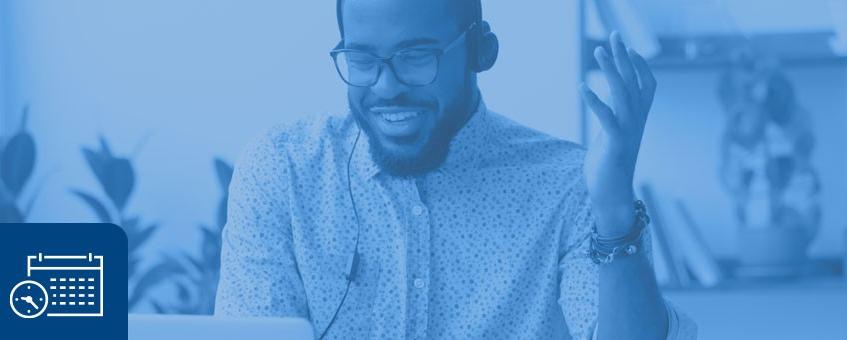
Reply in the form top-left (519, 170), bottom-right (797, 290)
top-left (215, 1), bottom-right (697, 339)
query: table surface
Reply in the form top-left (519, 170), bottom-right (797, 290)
top-left (663, 278), bottom-right (847, 340)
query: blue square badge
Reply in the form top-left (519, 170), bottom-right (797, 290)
top-left (1, 223), bottom-right (128, 340)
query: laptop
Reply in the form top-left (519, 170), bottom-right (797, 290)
top-left (129, 314), bottom-right (314, 340)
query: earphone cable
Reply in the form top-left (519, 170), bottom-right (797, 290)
top-left (317, 127), bottom-right (362, 340)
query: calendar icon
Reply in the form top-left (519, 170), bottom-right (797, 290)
top-left (9, 252), bottom-right (105, 318)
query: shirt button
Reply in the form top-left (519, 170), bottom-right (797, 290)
top-left (411, 205), bottom-right (425, 216)
top-left (413, 278), bottom-right (425, 289)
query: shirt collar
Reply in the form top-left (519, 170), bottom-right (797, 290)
top-left (437, 99), bottom-right (490, 175)
top-left (351, 99), bottom-right (490, 179)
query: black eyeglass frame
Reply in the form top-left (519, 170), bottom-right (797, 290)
top-left (329, 23), bottom-right (477, 87)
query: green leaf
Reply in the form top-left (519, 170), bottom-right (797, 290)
top-left (128, 257), bottom-right (140, 280)
top-left (213, 158), bottom-right (233, 190)
top-left (150, 300), bottom-right (167, 314)
top-left (82, 147), bottom-right (106, 186)
top-left (214, 158), bottom-right (233, 227)
top-left (179, 249), bottom-right (206, 275)
top-left (200, 227), bottom-right (222, 267)
top-left (128, 224), bottom-right (157, 253)
top-left (102, 157), bottom-right (135, 212)
top-left (216, 197), bottom-right (228, 228)
top-left (128, 260), bottom-right (186, 310)
top-left (82, 139), bottom-right (135, 212)
top-left (1, 132), bottom-right (36, 196)
top-left (121, 216), bottom-right (140, 235)
top-left (70, 189), bottom-right (112, 223)
top-left (0, 201), bottom-right (23, 223)
top-left (176, 282), bottom-right (191, 303)
top-left (98, 135), bottom-right (113, 158)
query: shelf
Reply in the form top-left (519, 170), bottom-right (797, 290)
top-left (583, 31), bottom-right (847, 71)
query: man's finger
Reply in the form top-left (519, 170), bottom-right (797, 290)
top-left (580, 83), bottom-right (619, 134)
top-left (630, 49), bottom-right (657, 112)
top-left (594, 46), bottom-right (632, 123)
top-left (610, 32), bottom-right (638, 100)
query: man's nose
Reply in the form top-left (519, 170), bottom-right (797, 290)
top-left (370, 64), bottom-right (409, 99)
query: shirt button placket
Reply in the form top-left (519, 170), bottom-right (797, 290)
top-left (412, 204), bottom-right (430, 339)
top-left (408, 181), bottom-right (430, 339)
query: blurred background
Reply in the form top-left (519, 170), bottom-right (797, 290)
top-left (0, 1), bottom-right (845, 338)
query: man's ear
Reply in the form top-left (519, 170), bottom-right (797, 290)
top-left (476, 21), bottom-right (499, 72)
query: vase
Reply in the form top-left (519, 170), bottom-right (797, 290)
top-left (737, 226), bottom-right (808, 278)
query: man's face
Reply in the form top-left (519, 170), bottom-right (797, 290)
top-left (341, 0), bottom-right (475, 176)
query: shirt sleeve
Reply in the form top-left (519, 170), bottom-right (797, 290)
top-left (557, 180), bottom-right (600, 340)
top-left (214, 129), bottom-right (310, 318)
top-left (590, 300), bottom-right (698, 340)
top-left (557, 174), bottom-right (697, 340)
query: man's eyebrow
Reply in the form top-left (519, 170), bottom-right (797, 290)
top-left (345, 37), bottom-right (440, 52)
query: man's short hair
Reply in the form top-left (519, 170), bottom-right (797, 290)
top-left (336, 0), bottom-right (483, 39)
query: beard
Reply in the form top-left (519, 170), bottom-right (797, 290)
top-left (350, 78), bottom-right (475, 178)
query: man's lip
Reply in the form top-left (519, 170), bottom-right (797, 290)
top-left (367, 106), bottom-right (429, 139)
top-left (369, 106), bottom-right (429, 114)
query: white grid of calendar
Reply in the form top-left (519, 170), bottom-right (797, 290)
top-left (27, 253), bottom-right (104, 317)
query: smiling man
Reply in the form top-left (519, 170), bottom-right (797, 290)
top-left (337, 0), bottom-right (482, 177)
top-left (215, 1), bottom-right (697, 339)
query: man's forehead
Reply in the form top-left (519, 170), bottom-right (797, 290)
top-left (341, 0), bottom-right (457, 22)
top-left (340, 0), bottom-right (461, 48)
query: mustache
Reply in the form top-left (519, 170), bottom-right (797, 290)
top-left (363, 95), bottom-right (437, 111)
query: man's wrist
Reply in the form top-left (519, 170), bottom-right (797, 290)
top-left (591, 190), bottom-right (637, 237)
top-left (589, 200), bottom-right (650, 265)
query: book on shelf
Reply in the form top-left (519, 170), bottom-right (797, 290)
top-left (640, 184), bottom-right (724, 287)
top-left (675, 200), bottom-right (723, 287)
top-left (641, 184), bottom-right (691, 287)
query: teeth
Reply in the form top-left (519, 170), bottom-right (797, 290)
top-left (380, 111), bottom-right (419, 122)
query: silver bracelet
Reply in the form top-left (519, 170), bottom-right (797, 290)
top-left (588, 200), bottom-right (650, 265)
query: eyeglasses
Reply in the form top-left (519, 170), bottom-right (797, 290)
top-left (330, 24), bottom-right (475, 87)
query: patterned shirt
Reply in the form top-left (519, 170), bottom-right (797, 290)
top-left (215, 101), bottom-right (697, 339)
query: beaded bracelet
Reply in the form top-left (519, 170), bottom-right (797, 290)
top-left (588, 200), bottom-right (650, 265)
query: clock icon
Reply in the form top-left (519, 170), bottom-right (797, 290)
top-left (9, 280), bottom-right (49, 318)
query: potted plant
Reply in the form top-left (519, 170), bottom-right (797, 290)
top-left (718, 55), bottom-right (821, 278)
